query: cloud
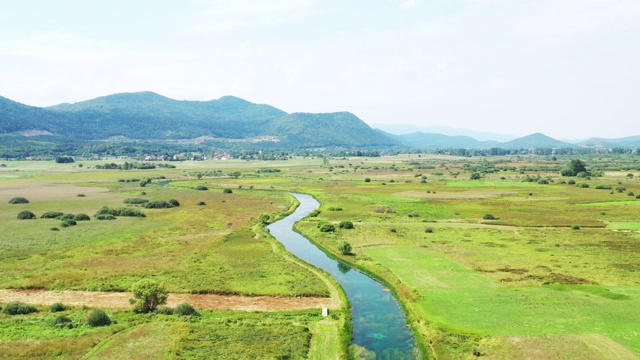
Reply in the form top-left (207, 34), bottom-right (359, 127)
top-left (185, 0), bottom-right (317, 33)
top-left (516, 0), bottom-right (640, 42)
top-left (400, 0), bottom-right (421, 10)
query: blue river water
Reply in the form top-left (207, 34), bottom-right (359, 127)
top-left (267, 193), bottom-right (418, 359)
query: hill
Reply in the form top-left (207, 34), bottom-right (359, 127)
top-left (383, 131), bottom-right (500, 149)
top-left (0, 92), bottom-right (398, 149)
top-left (578, 136), bottom-right (640, 149)
top-left (499, 133), bottom-right (576, 149)
top-left (373, 123), bottom-right (516, 142)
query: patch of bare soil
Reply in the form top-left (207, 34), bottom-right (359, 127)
top-left (0, 289), bottom-right (337, 312)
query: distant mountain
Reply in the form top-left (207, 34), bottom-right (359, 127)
top-left (578, 136), bottom-right (640, 149)
top-left (372, 123), bottom-right (517, 142)
top-left (388, 131), bottom-right (578, 150)
top-left (1, 92), bottom-right (398, 149)
top-left (499, 133), bottom-right (576, 149)
top-left (382, 131), bottom-right (500, 149)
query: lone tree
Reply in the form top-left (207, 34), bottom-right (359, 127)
top-left (561, 159), bottom-right (587, 177)
top-left (129, 279), bottom-right (168, 313)
top-left (338, 241), bottom-right (352, 255)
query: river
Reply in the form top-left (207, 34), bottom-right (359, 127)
top-left (267, 193), bottom-right (418, 359)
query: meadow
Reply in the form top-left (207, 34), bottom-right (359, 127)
top-left (1, 154), bottom-right (640, 359)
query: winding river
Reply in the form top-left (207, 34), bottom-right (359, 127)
top-left (267, 193), bottom-right (418, 359)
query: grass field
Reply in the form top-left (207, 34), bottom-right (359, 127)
top-left (2, 155), bottom-right (640, 358)
top-left (0, 305), bottom-right (342, 359)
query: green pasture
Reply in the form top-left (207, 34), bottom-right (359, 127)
top-left (0, 305), bottom-right (341, 359)
top-left (3, 155), bottom-right (640, 358)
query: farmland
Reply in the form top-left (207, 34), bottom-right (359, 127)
top-left (1, 154), bottom-right (640, 359)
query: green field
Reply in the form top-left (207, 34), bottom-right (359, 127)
top-left (2, 155), bottom-right (640, 359)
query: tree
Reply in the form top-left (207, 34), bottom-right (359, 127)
top-left (229, 171), bottom-right (241, 179)
top-left (129, 279), bottom-right (168, 313)
top-left (55, 156), bottom-right (74, 164)
top-left (338, 241), bottom-right (352, 255)
top-left (561, 159), bottom-right (587, 177)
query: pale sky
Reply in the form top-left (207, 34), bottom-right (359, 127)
top-left (1, 0), bottom-right (639, 139)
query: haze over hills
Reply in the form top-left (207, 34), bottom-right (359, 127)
top-left (373, 123), bottom-right (518, 142)
top-left (2, 92), bottom-right (640, 152)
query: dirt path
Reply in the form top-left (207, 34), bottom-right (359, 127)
top-left (0, 289), bottom-right (337, 312)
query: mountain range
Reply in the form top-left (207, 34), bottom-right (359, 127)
top-left (0, 92), bottom-right (396, 149)
top-left (1, 92), bottom-right (640, 151)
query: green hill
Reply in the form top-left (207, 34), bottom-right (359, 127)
top-left (500, 133), bottom-right (575, 149)
top-left (0, 92), bottom-right (398, 149)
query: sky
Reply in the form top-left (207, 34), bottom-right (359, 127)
top-left (1, 0), bottom-right (639, 140)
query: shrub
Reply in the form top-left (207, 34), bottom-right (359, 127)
top-left (87, 309), bottom-right (111, 327)
top-left (616, 186), bottom-right (626, 193)
top-left (74, 213), bottom-right (91, 221)
top-left (318, 223), bottom-right (336, 233)
top-left (425, 227), bottom-right (434, 233)
top-left (124, 198), bottom-right (149, 205)
top-left (483, 214), bottom-right (497, 220)
top-left (9, 197), bottom-right (29, 204)
top-left (567, 179), bottom-right (576, 185)
top-left (636, 194), bottom-right (640, 199)
top-left (338, 241), bottom-right (352, 255)
top-left (60, 219), bottom-right (77, 228)
top-left (628, 192), bottom-right (635, 197)
top-left (194, 185), bottom-right (209, 191)
top-left (390, 228), bottom-right (397, 233)
top-left (50, 227), bottom-right (60, 231)
top-left (308, 209), bottom-right (321, 217)
top-left (140, 178), bottom-right (151, 187)
top-left (197, 201), bottom-right (206, 206)
top-left (96, 214), bottom-right (116, 220)
top-left (129, 279), bottom-right (168, 313)
top-left (50, 314), bottom-right (73, 328)
top-left (60, 214), bottom-right (75, 220)
top-left (328, 207), bottom-right (342, 211)
top-left (50, 303), bottom-right (68, 312)
top-left (223, 188), bottom-right (233, 194)
top-left (77, 194), bottom-right (85, 197)
top-left (339, 221), bottom-right (354, 229)
top-left (174, 303), bottom-right (200, 317)
top-left (579, 183), bottom-right (589, 188)
top-left (409, 212), bottom-right (420, 218)
top-left (17, 210), bottom-right (36, 220)
top-left (41, 211), bottom-right (64, 219)
top-left (95, 207), bottom-right (145, 217)
top-left (168, 199), bottom-right (180, 207)
top-left (259, 213), bottom-right (271, 224)
top-left (364, 178), bottom-right (371, 183)
top-left (3, 302), bottom-right (38, 315)
top-left (595, 185), bottom-right (612, 190)
top-left (156, 306), bottom-right (174, 315)
top-left (572, 225), bottom-right (581, 230)
top-left (144, 201), bottom-right (175, 209)
top-left (470, 172), bottom-right (481, 180)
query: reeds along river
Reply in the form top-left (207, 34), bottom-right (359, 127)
top-left (267, 193), bottom-right (419, 359)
